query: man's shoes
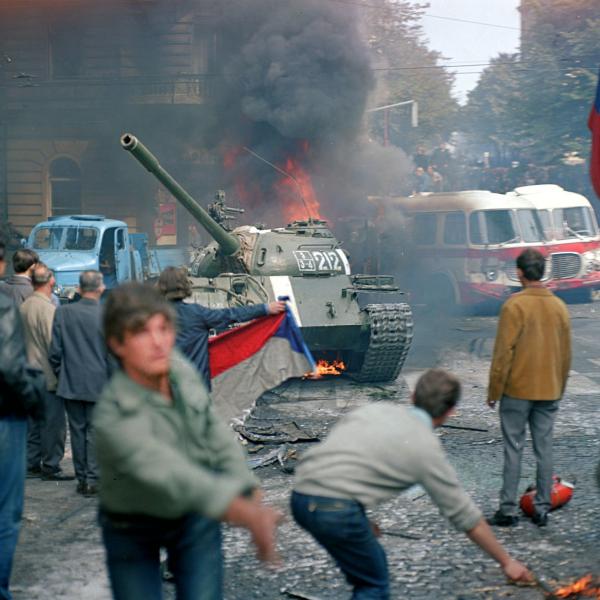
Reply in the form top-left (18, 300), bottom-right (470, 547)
top-left (531, 511), bottom-right (548, 527)
top-left (83, 483), bottom-right (98, 497)
top-left (486, 511), bottom-right (519, 527)
top-left (76, 481), bottom-right (87, 495)
top-left (26, 466), bottom-right (42, 478)
top-left (42, 469), bottom-right (76, 482)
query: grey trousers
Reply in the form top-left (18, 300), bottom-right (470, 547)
top-left (499, 396), bottom-right (559, 517)
top-left (64, 399), bottom-right (98, 484)
top-left (27, 391), bottom-right (67, 472)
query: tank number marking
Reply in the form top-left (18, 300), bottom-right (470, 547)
top-left (294, 250), bottom-right (343, 272)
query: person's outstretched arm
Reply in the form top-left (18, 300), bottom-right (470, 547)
top-left (467, 518), bottom-right (532, 582)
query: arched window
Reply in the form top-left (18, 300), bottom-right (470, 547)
top-left (49, 157), bottom-right (81, 216)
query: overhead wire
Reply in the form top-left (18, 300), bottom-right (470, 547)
top-left (324, 0), bottom-right (520, 31)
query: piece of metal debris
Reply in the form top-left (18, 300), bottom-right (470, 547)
top-left (441, 424), bottom-right (489, 433)
top-left (281, 587), bottom-right (323, 600)
top-left (246, 444), bottom-right (298, 472)
top-left (234, 421), bottom-right (319, 444)
top-left (380, 529), bottom-right (423, 540)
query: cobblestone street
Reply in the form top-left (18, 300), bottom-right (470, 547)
top-left (11, 303), bottom-right (600, 600)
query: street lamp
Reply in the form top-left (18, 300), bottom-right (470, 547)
top-left (366, 100), bottom-right (418, 146)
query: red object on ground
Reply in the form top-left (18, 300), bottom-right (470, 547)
top-left (519, 476), bottom-right (574, 517)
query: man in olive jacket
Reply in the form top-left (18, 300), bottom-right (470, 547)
top-left (487, 249), bottom-right (571, 527)
top-left (20, 263), bottom-right (69, 480)
top-left (94, 283), bottom-right (280, 600)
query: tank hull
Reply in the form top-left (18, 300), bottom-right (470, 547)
top-left (187, 273), bottom-right (413, 381)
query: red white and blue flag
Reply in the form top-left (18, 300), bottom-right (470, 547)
top-left (589, 69), bottom-right (600, 198)
top-left (208, 306), bottom-right (316, 421)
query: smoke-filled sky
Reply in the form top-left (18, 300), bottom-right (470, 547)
top-left (421, 0), bottom-right (520, 103)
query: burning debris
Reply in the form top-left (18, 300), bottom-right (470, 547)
top-left (554, 574), bottom-right (600, 599)
top-left (304, 359), bottom-right (347, 379)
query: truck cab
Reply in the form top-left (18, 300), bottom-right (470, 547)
top-left (28, 215), bottom-right (141, 300)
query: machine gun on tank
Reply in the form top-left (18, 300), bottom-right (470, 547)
top-left (207, 190), bottom-right (245, 232)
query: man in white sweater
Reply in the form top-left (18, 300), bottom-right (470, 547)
top-left (292, 369), bottom-right (531, 599)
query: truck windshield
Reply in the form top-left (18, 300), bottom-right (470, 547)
top-left (470, 210), bottom-right (516, 245)
top-left (33, 227), bottom-right (64, 250)
top-left (516, 209), bottom-right (546, 242)
top-left (552, 207), bottom-right (597, 239)
top-left (64, 227), bottom-right (98, 250)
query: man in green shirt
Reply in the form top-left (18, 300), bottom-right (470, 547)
top-left (94, 283), bottom-right (280, 600)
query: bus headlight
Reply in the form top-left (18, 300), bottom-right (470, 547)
top-left (484, 268), bottom-right (498, 282)
top-left (583, 251), bottom-right (596, 273)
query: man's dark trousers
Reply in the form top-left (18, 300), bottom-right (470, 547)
top-left (291, 492), bottom-right (389, 600)
top-left (64, 399), bottom-right (98, 486)
top-left (27, 391), bottom-right (66, 474)
top-left (499, 396), bottom-right (559, 517)
top-left (100, 511), bottom-right (222, 600)
top-left (0, 416), bottom-right (27, 600)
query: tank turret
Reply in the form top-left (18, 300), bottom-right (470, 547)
top-left (120, 134), bottom-right (240, 256)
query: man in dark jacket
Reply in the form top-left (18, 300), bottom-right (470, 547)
top-left (0, 241), bottom-right (44, 600)
top-left (157, 267), bottom-right (285, 389)
top-left (49, 270), bottom-right (110, 496)
top-left (0, 249), bottom-right (39, 306)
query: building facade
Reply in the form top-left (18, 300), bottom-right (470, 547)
top-left (0, 0), bottom-right (218, 241)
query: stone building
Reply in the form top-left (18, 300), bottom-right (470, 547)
top-left (0, 0), bottom-right (218, 241)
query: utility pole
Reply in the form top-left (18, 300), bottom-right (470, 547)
top-left (367, 100), bottom-right (419, 147)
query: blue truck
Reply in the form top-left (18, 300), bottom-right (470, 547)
top-left (27, 215), bottom-right (187, 301)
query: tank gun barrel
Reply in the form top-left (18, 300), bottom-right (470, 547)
top-left (120, 134), bottom-right (240, 256)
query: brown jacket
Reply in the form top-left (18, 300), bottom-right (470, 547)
top-left (488, 287), bottom-right (571, 402)
top-left (20, 291), bottom-right (57, 391)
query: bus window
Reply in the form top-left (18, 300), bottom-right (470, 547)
top-left (470, 210), bottom-right (517, 245)
top-left (443, 212), bottom-right (466, 245)
top-left (469, 213), bottom-right (483, 244)
top-left (553, 207), bottom-right (595, 238)
top-left (538, 210), bottom-right (554, 239)
top-left (516, 209), bottom-right (545, 242)
top-left (414, 213), bottom-right (437, 245)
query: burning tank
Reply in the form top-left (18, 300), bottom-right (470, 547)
top-left (121, 134), bottom-right (413, 382)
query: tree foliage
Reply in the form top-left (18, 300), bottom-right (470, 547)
top-left (363, 0), bottom-right (459, 152)
top-left (463, 0), bottom-right (600, 165)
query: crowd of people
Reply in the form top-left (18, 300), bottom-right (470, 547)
top-left (409, 143), bottom-right (595, 201)
top-left (0, 240), bottom-right (576, 599)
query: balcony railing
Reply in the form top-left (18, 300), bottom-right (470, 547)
top-left (2, 74), bottom-right (210, 110)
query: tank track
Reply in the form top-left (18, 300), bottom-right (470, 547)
top-left (353, 303), bottom-right (413, 383)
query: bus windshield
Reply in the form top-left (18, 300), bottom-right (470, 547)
top-left (552, 207), bottom-right (597, 239)
top-left (516, 209), bottom-right (546, 242)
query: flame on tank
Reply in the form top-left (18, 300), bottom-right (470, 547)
top-left (304, 359), bottom-right (346, 379)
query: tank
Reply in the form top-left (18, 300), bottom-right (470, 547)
top-left (121, 133), bottom-right (413, 382)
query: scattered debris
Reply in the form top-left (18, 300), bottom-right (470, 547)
top-left (234, 421), bottom-right (319, 444)
top-left (246, 444), bottom-right (298, 472)
top-left (441, 424), bottom-right (489, 433)
top-left (280, 587), bottom-right (323, 600)
top-left (246, 444), bottom-right (265, 454)
top-left (380, 529), bottom-right (423, 540)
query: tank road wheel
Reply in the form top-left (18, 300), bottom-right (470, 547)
top-left (352, 303), bottom-right (414, 383)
